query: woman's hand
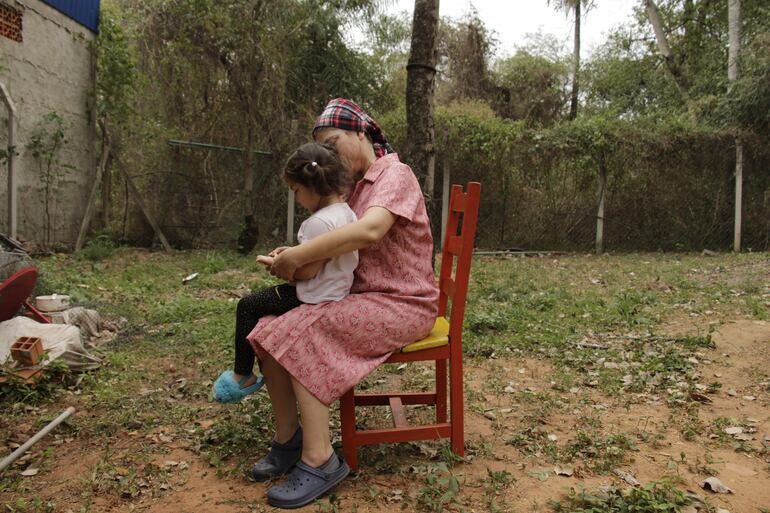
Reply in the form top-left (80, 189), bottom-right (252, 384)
top-left (268, 246), bottom-right (290, 258)
top-left (270, 246), bottom-right (301, 281)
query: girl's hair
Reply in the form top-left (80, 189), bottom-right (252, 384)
top-left (283, 142), bottom-right (351, 196)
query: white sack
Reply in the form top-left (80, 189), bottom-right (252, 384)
top-left (0, 317), bottom-right (101, 371)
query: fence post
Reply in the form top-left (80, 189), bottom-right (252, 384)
top-left (0, 83), bottom-right (17, 239)
top-left (441, 160), bottom-right (450, 249)
top-left (595, 157), bottom-right (607, 255)
top-left (733, 141), bottom-right (743, 252)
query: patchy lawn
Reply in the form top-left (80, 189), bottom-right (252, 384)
top-left (1, 249), bottom-right (769, 513)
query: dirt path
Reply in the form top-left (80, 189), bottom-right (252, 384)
top-left (4, 320), bottom-right (767, 512)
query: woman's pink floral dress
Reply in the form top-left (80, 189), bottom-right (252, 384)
top-left (247, 154), bottom-right (439, 405)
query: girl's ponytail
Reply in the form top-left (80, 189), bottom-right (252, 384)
top-left (284, 142), bottom-right (351, 196)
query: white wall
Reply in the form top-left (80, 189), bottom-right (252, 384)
top-left (0, 0), bottom-right (97, 245)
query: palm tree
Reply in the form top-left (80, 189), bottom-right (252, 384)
top-left (547, 0), bottom-right (590, 119)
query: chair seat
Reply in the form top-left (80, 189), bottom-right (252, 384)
top-left (401, 317), bottom-right (449, 353)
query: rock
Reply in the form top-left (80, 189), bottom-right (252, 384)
top-left (483, 411), bottom-right (497, 421)
top-left (613, 468), bottom-right (640, 486)
top-left (699, 477), bottom-right (733, 494)
top-left (554, 464), bottom-right (573, 477)
top-left (724, 426), bottom-right (743, 435)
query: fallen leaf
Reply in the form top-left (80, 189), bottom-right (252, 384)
top-left (724, 426), bottom-right (743, 435)
top-left (20, 468), bottom-right (39, 476)
top-left (483, 411), bottom-right (497, 421)
top-left (163, 460), bottom-right (179, 467)
top-left (554, 464), bottom-right (573, 477)
top-left (699, 477), bottom-right (733, 494)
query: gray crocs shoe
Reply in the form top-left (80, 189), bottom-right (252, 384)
top-left (266, 454), bottom-right (350, 509)
top-left (251, 427), bottom-right (302, 482)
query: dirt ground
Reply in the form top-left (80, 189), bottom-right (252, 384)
top-left (3, 318), bottom-right (768, 513)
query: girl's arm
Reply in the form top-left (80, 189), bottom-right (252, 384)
top-left (270, 206), bottom-right (396, 281)
top-left (293, 259), bottom-right (330, 280)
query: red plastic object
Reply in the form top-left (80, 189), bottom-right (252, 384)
top-left (340, 182), bottom-right (481, 471)
top-left (0, 267), bottom-right (50, 323)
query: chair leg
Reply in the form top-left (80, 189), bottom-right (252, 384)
top-left (449, 360), bottom-right (464, 458)
top-left (23, 301), bottom-right (50, 324)
top-left (339, 389), bottom-right (359, 472)
top-left (436, 359), bottom-right (447, 423)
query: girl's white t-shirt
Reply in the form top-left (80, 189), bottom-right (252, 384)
top-left (296, 203), bottom-right (358, 304)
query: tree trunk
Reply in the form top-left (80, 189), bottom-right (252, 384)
top-left (645, 0), bottom-right (689, 94)
top-left (569, 0), bottom-right (580, 120)
top-left (728, 0), bottom-right (742, 251)
top-left (406, 0), bottom-right (440, 199)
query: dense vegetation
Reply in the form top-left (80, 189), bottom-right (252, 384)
top-left (94, 0), bottom-right (770, 251)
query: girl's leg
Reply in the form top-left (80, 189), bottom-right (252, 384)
top-left (262, 354), bottom-right (300, 443)
top-left (291, 377), bottom-right (334, 466)
top-left (232, 285), bottom-right (302, 388)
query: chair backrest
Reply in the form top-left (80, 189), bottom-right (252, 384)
top-left (437, 182), bottom-right (481, 348)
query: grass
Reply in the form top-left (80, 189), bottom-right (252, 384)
top-left (1, 248), bottom-right (768, 510)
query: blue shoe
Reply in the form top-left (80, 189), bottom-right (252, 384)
top-left (266, 454), bottom-right (350, 509)
top-left (212, 370), bottom-right (264, 403)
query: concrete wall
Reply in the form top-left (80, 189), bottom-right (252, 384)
top-left (0, 0), bottom-right (96, 246)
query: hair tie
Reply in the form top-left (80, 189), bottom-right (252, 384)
top-left (311, 161), bottom-right (318, 167)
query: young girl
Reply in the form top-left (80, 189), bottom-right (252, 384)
top-left (212, 142), bottom-right (358, 403)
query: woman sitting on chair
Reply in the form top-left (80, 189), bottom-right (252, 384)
top-left (247, 98), bottom-right (438, 509)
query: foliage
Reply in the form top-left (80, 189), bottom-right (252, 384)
top-left (25, 112), bottom-right (73, 245)
top-left (436, 10), bottom-right (496, 104)
top-left (96, 0), bottom-right (136, 124)
top-left (492, 50), bottom-right (568, 125)
top-left (550, 480), bottom-right (693, 513)
top-left (379, 105), bottom-right (770, 250)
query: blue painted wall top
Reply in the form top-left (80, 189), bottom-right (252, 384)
top-left (41, 0), bottom-right (100, 33)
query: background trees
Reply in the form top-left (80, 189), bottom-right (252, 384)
top-left (91, 0), bottom-right (770, 252)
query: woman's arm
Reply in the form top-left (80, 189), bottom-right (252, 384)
top-left (270, 206), bottom-right (396, 280)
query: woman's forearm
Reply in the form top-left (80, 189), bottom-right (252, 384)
top-left (293, 206), bottom-right (395, 266)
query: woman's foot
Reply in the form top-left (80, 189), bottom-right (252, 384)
top-left (212, 370), bottom-right (264, 403)
top-left (266, 452), bottom-right (350, 509)
top-left (251, 427), bottom-right (303, 481)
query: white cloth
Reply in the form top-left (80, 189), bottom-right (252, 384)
top-left (296, 203), bottom-right (358, 304)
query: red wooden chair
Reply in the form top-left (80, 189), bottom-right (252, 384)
top-left (340, 182), bottom-right (481, 471)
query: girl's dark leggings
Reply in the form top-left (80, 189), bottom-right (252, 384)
top-left (233, 284), bottom-right (303, 375)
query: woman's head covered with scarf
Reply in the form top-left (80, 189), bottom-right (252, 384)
top-left (312, 98), bottom-right (394, 159)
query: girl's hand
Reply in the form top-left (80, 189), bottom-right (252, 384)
top-left (270, 246), bottom-right (300, 281)
top-left (256, 255), bottom-right (274, 268)
top-left (268, 246), bottom-right (290, 258)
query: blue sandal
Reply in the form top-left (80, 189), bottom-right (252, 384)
top-left (212, 370), bottom-right (264, 403)
top-left (266, 454), bottom-right (350, 509)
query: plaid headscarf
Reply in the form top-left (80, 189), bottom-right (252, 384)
top-left (312, 98), bottom-right (394, 158)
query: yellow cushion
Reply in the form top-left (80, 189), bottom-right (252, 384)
top-left (401, 317), bottom-right (449, 353)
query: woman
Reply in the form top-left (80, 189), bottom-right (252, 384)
top-left (247, 98), bottom-right (438, 509)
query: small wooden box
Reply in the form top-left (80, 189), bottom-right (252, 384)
top-left (10, 336), bottom-right (44, 366)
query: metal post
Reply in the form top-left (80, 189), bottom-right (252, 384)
top-left (441, 161), bottom-right (450, 248)
top-left (0, 83), bottom-right (17, 239)
top-left (0, 407), bottom-right (75, 472)
top-left (287, 189), bottom-right (295, 244)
